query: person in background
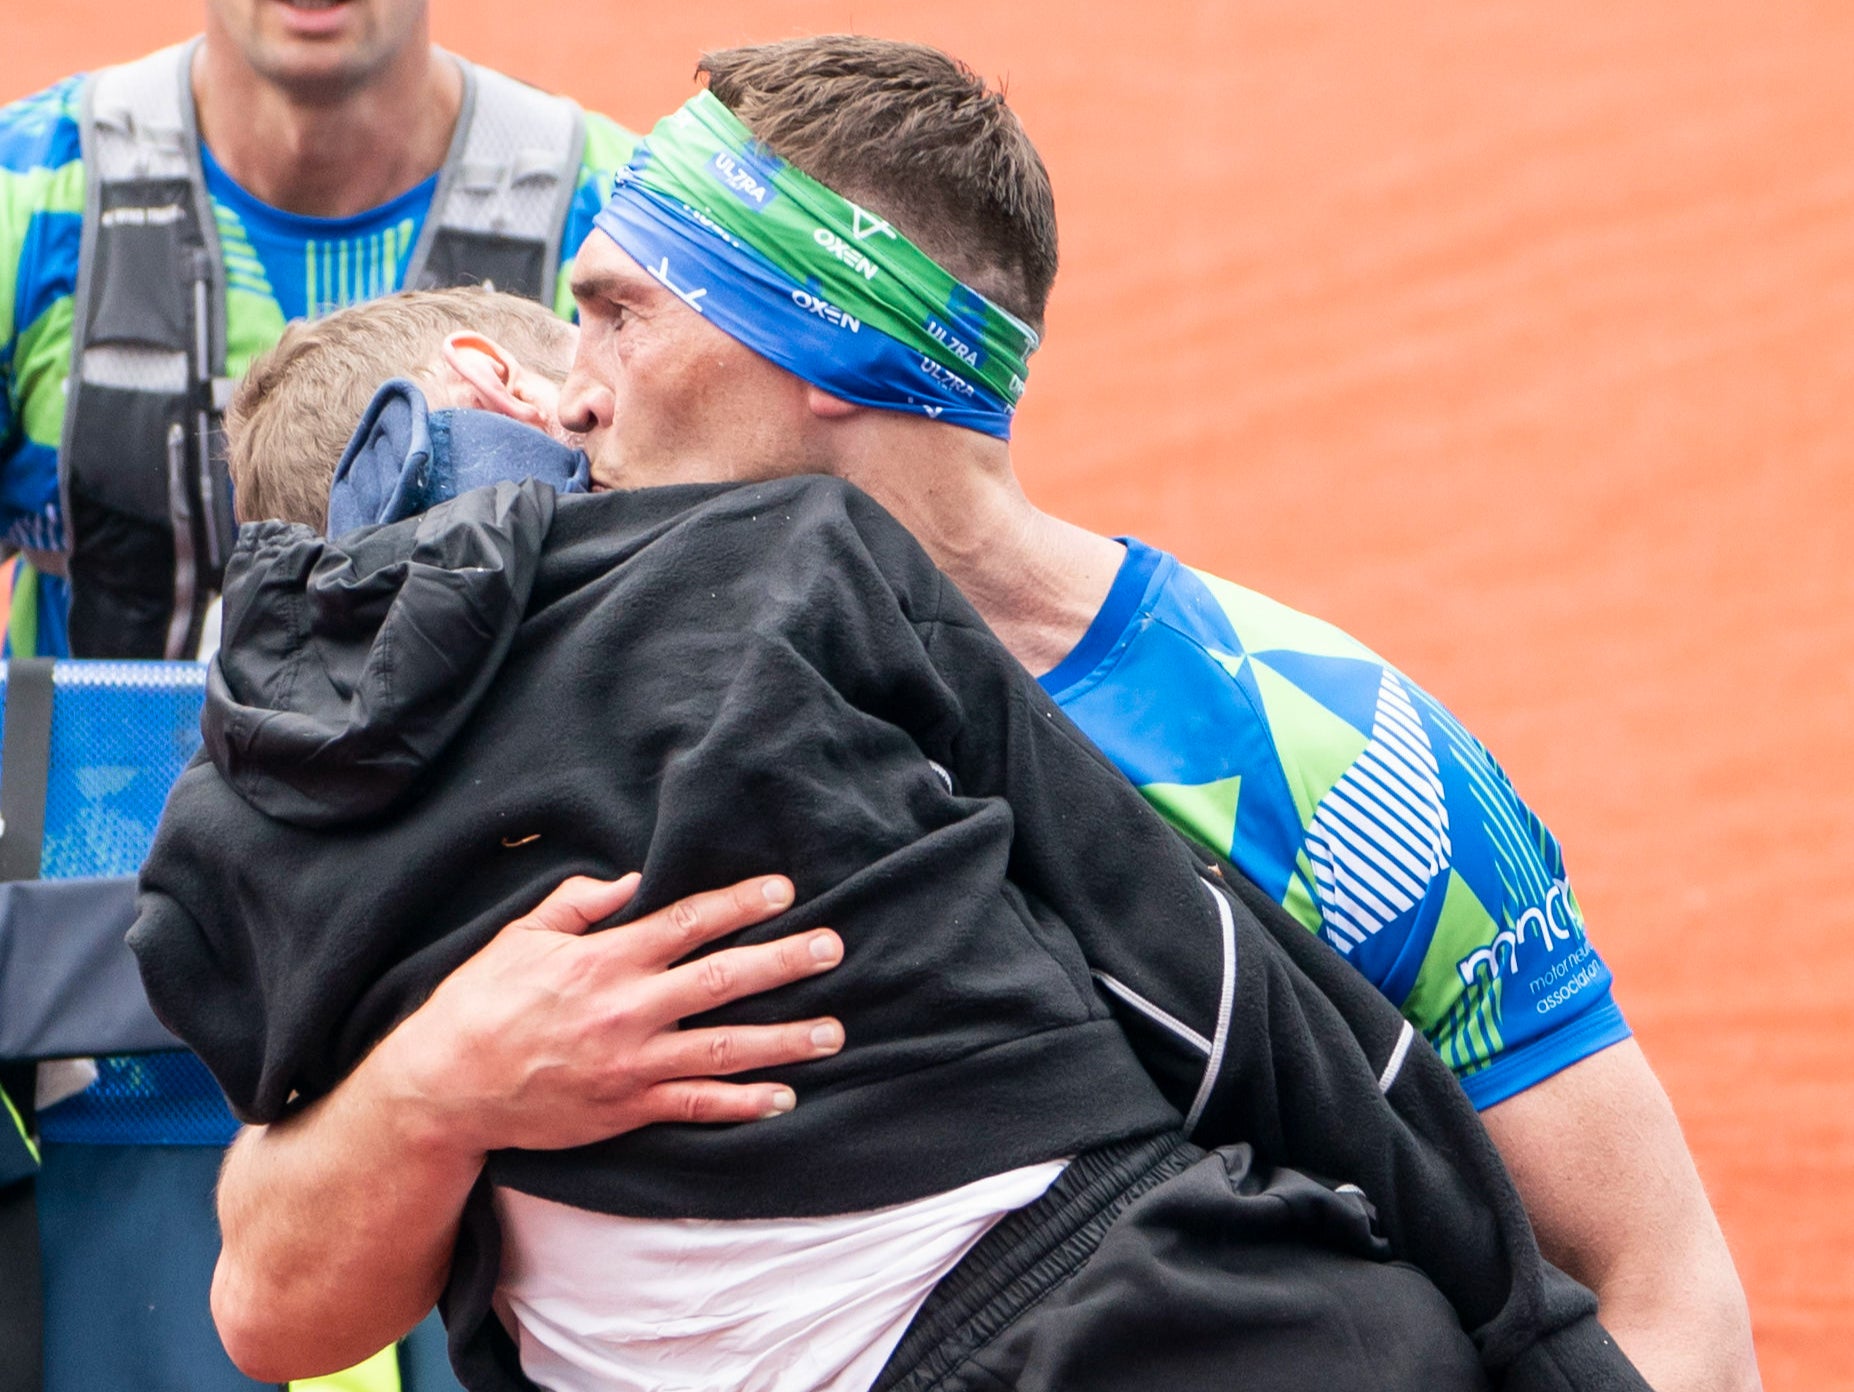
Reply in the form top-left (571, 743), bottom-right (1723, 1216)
top-left (0, 0), bottom-right (636, 661)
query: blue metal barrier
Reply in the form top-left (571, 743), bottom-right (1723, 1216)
top-left (2, 659), bottom-right (459, 1392)
top-left (0, 662), bottom-right (239, 1146)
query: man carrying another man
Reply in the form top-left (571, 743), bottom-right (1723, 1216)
top-left (145, 285), bottom-right (1594, 1388)
top-left (211, 35), bottom-right (1760, 1392)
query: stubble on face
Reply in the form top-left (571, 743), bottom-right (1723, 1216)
top-left (207, 0), bottom-right (427, 99)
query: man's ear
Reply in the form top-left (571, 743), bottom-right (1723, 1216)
top-left (805, 384), bottom-right (861, 421)
top-left (439, 332), bottom-right (549, 428)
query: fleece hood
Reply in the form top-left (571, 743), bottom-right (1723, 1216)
top-left (211, 383), bottom-right (589, 827)
top-left (206, 477), bottom-right (556, 828)
top-left (325, 378), bottom-right (589, 535)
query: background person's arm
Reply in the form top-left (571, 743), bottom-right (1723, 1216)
top-left (212, 872), bottom-right (845, 1382)
top-left (1483, 1039), bottom-right (1761, 1392)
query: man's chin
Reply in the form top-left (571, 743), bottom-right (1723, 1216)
top-left (587, 452), bottom-right (752, 494)
top-left (585, 448), bottom-right (639, 493)
top-left (246, 46), bottom-right (385, 99)
top-left (239, 13), bottom-right (396, 97)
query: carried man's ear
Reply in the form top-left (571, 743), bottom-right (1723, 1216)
top-left (439, 332), bottom-right (551, 429)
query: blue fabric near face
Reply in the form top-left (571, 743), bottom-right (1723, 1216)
top-left (325, 378), bottom-right (590, 536)
top-left (593, 181), bottom-right (1017, 439)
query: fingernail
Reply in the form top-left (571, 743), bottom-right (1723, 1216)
top-left (765, 1088), bottom-right (796, 1116)
top-left (809, 932), bottom-right (839, 963)
top-left (810, 1022), bottom-right (842, 1050)
top-left (762, 878), bottom-right (793, 907)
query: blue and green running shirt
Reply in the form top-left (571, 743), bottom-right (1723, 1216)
top-left (200, 142), bottom-right (439, 325)
top-left (1042, 539), bottom-right (1632, 1109)
top-left (0, 71), bottom-right (637, 656)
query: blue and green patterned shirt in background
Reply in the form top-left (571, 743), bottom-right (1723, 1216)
top-left (0, 69), bottom-right (638, 657)
top-left (1043, 539), bottom-right (1631, 1108)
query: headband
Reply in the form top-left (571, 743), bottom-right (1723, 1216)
top-left (592, 91), bottom-right (1039, 439)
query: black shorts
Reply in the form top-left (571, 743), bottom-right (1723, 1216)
top-left (875, 1133), bottom-right (1488, 1392)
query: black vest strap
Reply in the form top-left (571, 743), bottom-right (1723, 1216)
top-left (0, 660), bottom-right (54, 884)
top-left (0, 660), bottom-right (49, 1392)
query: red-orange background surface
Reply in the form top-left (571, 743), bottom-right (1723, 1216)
top-left (7, 4), bottom-right (1851, 1386)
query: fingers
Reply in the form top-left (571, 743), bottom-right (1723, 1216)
top-left (637, 1017), bottom-right (844, 1082)
top-left (511, 872), bottom-right (642, 936)
top-left (645, 927), bottom-right (843, 1026)
top-left (636, 1079), bottom-right (800, 1126)
top-left (618, 876), bottom-right (800, 966)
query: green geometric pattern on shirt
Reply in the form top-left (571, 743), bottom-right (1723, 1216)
top-left (303, 216), bottom-right (419, 315)
top-left (1401, 867), bottom-right (1505, 1074)
top-left (213, 189), bottom-right (291, 377)
top-left (1141, 775), bottom-right (1243, 867)
top-left (1, 84), bottom-right (85, 468)
top-left (1244, 657), bottom-right (1367, 828)
top-left (0, 120), bottom-right (86, 363)
top-left (14, 294), bottom-right (72, 449)
top-left (1153, 579), bottom-right (1376, 932)
top-left (1195, 569), bottom-right (1378, 663)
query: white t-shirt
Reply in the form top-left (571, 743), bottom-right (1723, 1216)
top-left (492, 1160), bottom-right (1067, 1392)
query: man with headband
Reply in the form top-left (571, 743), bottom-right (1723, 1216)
top-left (214, 36), bottom-right (1757, 1392)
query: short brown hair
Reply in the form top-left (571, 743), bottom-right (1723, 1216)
top-left (697, 36), bottom-right (1058, 333)
top-left (226, 287), bottom-right (574, 529)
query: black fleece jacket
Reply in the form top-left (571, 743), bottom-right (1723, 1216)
top-left (134, 477), bottom-right (1182, 1217)
top-left (131, 472), bottom-right (1640, 1390)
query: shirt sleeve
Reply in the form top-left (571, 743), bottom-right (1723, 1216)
top-left (1380, 683), bottom-right (1632, 1109)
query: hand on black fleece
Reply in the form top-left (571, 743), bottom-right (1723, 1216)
top-left (374, 872), bottom-right (846, 1159)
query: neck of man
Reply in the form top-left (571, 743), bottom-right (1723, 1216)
top-left (838, 419), bottom-right (1125, 677)
top-left (191, 28), bottom-right (462, 219)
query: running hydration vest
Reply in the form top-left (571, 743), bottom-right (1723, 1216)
top-left (58, 40), bottom-right (586, 659)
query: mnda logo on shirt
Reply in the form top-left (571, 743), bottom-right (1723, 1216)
top-left (1453, 878), bottom-right (1582, 988)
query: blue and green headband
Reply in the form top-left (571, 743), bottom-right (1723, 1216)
top-left (592, 91), bottom-right (1039, 439)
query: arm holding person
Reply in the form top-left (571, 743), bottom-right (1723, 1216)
top-left (212, 873), bottom-right (844, 1380)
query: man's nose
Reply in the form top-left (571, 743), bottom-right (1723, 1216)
top-left (557, 362), bottom-right (614, 435)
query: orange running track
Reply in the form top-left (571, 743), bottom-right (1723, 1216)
top-left (8, 4), bottom-right (1852, 1387)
